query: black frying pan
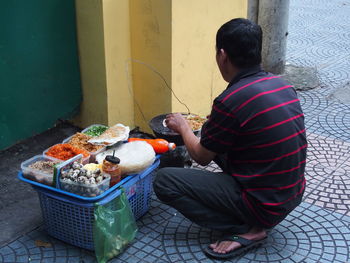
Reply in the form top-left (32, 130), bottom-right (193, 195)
top-left (149, 113), bottom-right (202, 146)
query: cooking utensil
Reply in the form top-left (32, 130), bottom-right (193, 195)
top-left (149, 113), bottom-right (202, 146)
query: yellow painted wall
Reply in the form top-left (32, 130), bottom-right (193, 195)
top-left (171, 0), bottom-right (248, 116)
top-left (129, 0), bottom-right (172, 132)
top-left (102, 0), bottom-right (134, 127)
top-left (75, 0), bottom-right (135, 128)
top-left (75, 0), bottom-right (247, 131)
top-left (74, 0), bottom-right (108, 127)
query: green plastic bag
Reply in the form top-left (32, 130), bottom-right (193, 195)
top-left (93, 189), bottom-right (138, 263)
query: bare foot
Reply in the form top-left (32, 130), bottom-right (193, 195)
top-left (209, 227), bottom-right (266, 254)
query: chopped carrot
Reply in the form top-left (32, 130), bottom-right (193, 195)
top-left (46, 143), bottom-right (90, 160)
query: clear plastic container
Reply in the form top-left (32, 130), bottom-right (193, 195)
top-left (62, 133), bottom-right (106, 163)
top-left (21, 155), bottom-right (61, 186)
top-left (59, 176), bottom-right (110, 197)
top-left (54, 154), bottom-right (110, 197)
top-left (81, 124), bottom-right (108, 137)
top-left (43, 144), bottom-right (90, 165)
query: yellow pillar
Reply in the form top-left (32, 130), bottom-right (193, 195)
top-left (74, 0), bottom-right (108, 126)
top-left (103, 0), bottom-right (134, 127)
top-left (74, 0), bottom-right (134, 128)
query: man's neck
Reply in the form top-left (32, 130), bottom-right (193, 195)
top-left (225, 65), bottom-right (240, 83)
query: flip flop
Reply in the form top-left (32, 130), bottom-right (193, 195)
top-left (203, 235), bottom-right (267, 260)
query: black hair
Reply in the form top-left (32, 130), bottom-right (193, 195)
top-left (216, 18), bottom-right (262, 68)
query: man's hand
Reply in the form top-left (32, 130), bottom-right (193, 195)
top-left (165, 113), bottom-right (216, 166)
top-left (165, 113), bottom-right (190, 135)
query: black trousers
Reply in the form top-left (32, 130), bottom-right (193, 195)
top-left (153, 167), bottom-right (253, 234)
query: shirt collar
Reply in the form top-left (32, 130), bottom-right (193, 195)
top-left (227, 64), bottom-right (263, 88)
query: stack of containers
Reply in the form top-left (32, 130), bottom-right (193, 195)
top-left (18, 124), bottom-right (160, 250)
top-left (62, 124), bottom-right (108, 162)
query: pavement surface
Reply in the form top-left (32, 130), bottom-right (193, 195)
top-left (0, 122), bottom-right (80, 247)
top-left (1, 0), bottom-right (350, 262)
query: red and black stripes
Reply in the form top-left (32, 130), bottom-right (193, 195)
top-left (200, 67), bottom-right (307, 228)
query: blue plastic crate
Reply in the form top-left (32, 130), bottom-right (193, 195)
top-left (18, 159), bottom-right (159, 250)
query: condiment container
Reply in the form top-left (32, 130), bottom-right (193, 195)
top-left (21, 155), bottom-right (61, 186)
top-left (102, 155), bottom-right (121, 187)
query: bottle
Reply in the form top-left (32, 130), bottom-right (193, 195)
top-left (102, 155), bottom-right (121, 187)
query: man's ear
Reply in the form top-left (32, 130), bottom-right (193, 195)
top-left (219, 49), bottom-right (229, 64)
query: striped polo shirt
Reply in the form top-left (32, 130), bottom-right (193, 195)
top-left (200, 65), bottom-right (307, 228)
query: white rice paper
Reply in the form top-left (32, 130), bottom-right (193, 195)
top-left (88, 124), bottom-right (130, 146)
top-left (96, 141), bottom-right (156, 175)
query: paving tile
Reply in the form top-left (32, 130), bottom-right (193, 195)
top-left (28, 254), bottom-right (42, 260)
top-left (42, 250), bottom-right (55, 258)
top-left (304, 176), bottom-right (350, 216)
top-left (135, 250), bottom-right (148, 258)
top-left (2, 254), bottom-right (15, 263)
top-left (154, 248), bottom-right (166, 258)
top-left (40, 258), bottom-right (55, 263)
top-left (298, 90), bottom-right (331, 117)
top-left (334, 253), bottom-right (349, 262)
top-left (28, 247), bottom-right (41, 255)
top-left (55, 257), bottom-right (68, 263)
top-left (0, 246), bottom-right (14, 256)
top-left (66, 256), bottom-right (80, 263)
top-left (16, 255), bottom-right (32, 263)
top-left (7, 241), bottom-right (22, 250)
top-left (302, 134), bottom-right (350, 216)
top-left (306, 132), bottom-right (350, 168)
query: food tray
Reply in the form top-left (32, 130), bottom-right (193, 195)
top-left (21, 155), bottom-right (61, 186)
top-left (43, 144), bottom-right (90, 164)
top-left (18, 158), bottom-right (160, 250)
top-left (62, 134), bottom-right (106, 162)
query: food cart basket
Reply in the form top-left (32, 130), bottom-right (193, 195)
top-left (18, 159), bottom-right (160, 250)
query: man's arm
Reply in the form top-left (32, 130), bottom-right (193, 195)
top-left (165, 113), bottom-right (216, 166)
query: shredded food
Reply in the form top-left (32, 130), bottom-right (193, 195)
top-left (184, 114), bottom-right (207, 130)
top-left (46, 143), bottom-right (90, 161)
top-left (68, 133), bottom-right (104, 153)
top-left (29, 160), bottom-right (59, 174)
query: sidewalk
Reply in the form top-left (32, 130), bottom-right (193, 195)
top-left (1, 0), bottom-right (350, 262)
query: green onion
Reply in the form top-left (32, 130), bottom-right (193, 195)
top-left (84, 126), bottom-right (108, 137)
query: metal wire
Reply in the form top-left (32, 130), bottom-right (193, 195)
top-left (125, 58), bottom-right (191, 126)
top-left (125, 59), bottom-right (148, 126)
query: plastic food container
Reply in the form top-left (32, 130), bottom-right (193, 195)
top-left (54, 154), bottom-right (110, 197)
top-left (81, 124), bottom-right (108, 137)
top-left (43, 144), bottom-right (90, 165)
top-left (62, 134), bottom-right (106, 163)
top-left (59, 176), bottom-right (110, 197)
top-left (21, 155), bottom-right (61, 186)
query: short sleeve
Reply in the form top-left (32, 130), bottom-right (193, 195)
top-left (200, 99), bottom-right (239, 154)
